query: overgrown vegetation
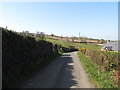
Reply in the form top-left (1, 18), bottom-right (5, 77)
top-left (2, 27), bottom-right (63, 88)
top-left (78, 48), bottom-right (120, 88)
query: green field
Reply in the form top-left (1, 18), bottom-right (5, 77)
top-left (45, 38), bottom-right (102, 50)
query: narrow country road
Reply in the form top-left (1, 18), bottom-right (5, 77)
top-left (19, 51), bottom-right (94, 88)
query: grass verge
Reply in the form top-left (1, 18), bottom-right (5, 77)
top-left (77, 51), bottom-right (117, 88)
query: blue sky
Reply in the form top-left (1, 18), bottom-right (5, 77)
top-left (0, 2), bottom-right (118, 40)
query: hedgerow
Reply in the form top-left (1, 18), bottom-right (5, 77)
top-left (79, 48), bottom-right (120, 88)
top-left (2, 27), bottom-right (63, 88)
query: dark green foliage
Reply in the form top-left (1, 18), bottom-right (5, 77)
top-left (37, 32), bottom-right (45, 39)
top-left (2, 27), bottom-right (62, 88)
top-left (80, 49), bottom-right (119, 72)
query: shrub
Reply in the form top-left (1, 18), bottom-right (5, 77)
top-left (79, 48), bottom-right (120, 87)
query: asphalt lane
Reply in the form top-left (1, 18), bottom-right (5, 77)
top-left (19, 52), bottom-right (94, 88)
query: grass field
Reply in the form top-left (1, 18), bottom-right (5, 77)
top-left (45, 38), bottom-right (102, 50)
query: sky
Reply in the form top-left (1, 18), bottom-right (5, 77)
top-left (0, 2), bottom-right (118, 40)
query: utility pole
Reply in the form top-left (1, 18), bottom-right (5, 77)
top-left (107, 37), bottom-right (109, 43)
top-left (79, 33), bottom-right (80, 42)
top-left (66, 36), bottom-right (68, 41)
top-left (61, 34), bottom-right (62, 40)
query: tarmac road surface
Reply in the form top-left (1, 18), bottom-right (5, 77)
top-left (19, 51), bottom-right (94, 88)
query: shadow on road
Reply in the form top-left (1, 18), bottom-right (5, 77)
top-left (53, 53), bottom-right (78, 88)
top-left (18, 53), bottom-right (79, 88)
top-left (61, 54), bottom-right (71, 57)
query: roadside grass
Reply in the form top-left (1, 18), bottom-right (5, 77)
top-left (46, 38), bottom-right (101, 50)
top-left (77, 51), bottom-right (117, 88)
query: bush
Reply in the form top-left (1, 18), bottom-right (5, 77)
top-left (79, 48), bottom-right (120, 87)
